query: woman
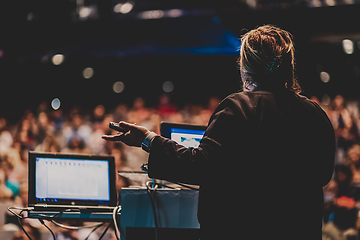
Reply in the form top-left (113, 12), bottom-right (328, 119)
top-left (103, 25), bottom-right (335, 240)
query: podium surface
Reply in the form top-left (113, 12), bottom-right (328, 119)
top-left (120, 188), bottom-right (200, 240)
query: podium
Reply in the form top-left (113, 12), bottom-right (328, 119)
top-left (120, 188), bottom-right (200, 240)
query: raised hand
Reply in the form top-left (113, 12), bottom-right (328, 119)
top-left (102, 121), bottom-right (150, 147)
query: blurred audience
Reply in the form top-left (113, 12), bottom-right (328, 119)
top-left (319, 94), bottom-right (360, 239)
top-left (4, 93), bottom-right (360, 238)
top-left (0, 95), bottom-right (216, 200)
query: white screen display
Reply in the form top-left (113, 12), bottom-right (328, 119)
top-left (170, 128), bottom-right (205, 148)
top-left (35, 157), bottom-right (110, 202)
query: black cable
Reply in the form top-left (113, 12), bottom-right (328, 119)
top-left (17, 216), bottom-right (33, 240)
top-left (39, 219), bottom-right (56, 240)
top-left (9, 207), bottom-right (117, 240)
top-left (98, 222), bottom-right (112, 240)
top-left (7, 208), bottom-right (32, 240)
top-left (84, 222), bottom-right (105, 240)
top-left (146, 181), bottom-right (159, 240)
top-left (31, 210), bottom-right (64, 221)
top-left (7, 207), bottom-right (27, 219)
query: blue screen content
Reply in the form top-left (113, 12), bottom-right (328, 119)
top-left (35, 157), bottom-right (110, 203)
top-left (170, 128), bottom-right (206, 148)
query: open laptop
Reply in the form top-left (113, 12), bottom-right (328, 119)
top-left (28, 152), bottom-right (117, 212)
top-left (160, 122), bottom-right (207, 149)
top-left (118, 122), bottom-right (206, 186)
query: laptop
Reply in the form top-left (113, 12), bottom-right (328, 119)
top-left (28, 152), bottom-right (117, 212)
top-left (118, 122), bottom-right (206, 187)
top-left (160, 122), bottom-right (207, 149)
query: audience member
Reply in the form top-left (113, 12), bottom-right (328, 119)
top-left (0, 118), bottom-right (13, 154)
top-left (334, 164), bottom-right (353, 198)
top-left (0, 168), bottom-right (14, 199)
top-left (322, 196), bottom-right (358, 240)
top-left (156, 94), bottom-right (178, 120)
top-left (347, 144), bottom-right (360, 183)
top-left (328, 95), bottom-right (358, 164)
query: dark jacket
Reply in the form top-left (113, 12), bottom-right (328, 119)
top-left (148, 90), bottom-right (335, 240)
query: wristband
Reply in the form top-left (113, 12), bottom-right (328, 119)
top-left (141, 132), bottom-right (157, 153)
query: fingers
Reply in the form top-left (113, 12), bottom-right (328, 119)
top-left (119, 121), bottom-right (149, 136)
top-left (109, 121), bottom-right (137, 133)
top-left (103, 121), bottom-right (149, 147)
top-left (103, 122), bottom-right (135, 142)
top-left (102, 132), bottom-right (139, 146)
top-left (109, 121), bottom-right (130, 133)
top-left (119, 121), bottom-right (138, 131)
top-left (102, 134), bottom-right (124, 141)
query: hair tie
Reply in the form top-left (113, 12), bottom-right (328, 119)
top-left (266, 57), bottom-right (282, 74)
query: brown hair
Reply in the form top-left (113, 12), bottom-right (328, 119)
top-left (239, 25), bottom-right (301, 94)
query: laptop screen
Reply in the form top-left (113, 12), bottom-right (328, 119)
top-left (160, 122), bottom-right (207, 149)
top-left (28, 152), bottom-right (117, 208)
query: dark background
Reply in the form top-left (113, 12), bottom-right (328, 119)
top-left (0, 0), bottom-right (359, 121)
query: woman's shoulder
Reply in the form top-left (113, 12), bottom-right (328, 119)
top-left (212, 91), bottom-right (269, 118)
top-left (218, 90), bottom-right (274, 108)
